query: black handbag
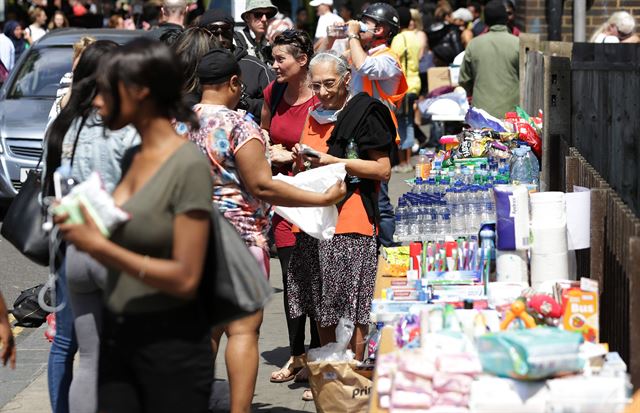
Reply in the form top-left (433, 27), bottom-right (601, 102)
top-left (0, 167), bottom-right (49, 266)
top-left (1, 119), bottom-right (85, 267)
top-left (199, 206), bottom-right (273, 327)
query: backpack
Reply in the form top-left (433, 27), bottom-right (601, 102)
top-left (10, 284), bottom-right (51, 327)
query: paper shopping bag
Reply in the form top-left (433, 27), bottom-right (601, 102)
top-left (308, 360), bottom-right (373, 413)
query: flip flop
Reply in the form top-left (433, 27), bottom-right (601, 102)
top-left (270, 363), bottom-right (302, 383)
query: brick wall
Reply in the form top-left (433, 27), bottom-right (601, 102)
top-left (518, 0), bottom-right (640, 41)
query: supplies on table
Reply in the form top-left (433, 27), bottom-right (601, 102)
top-left (381, 246), bottom-right (411, 277)
top-left (307, 318), bottom-right (372, 413)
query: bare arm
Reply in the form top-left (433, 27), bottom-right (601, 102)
top-left (0, 292), bottom-right (16, 369)
top-left (236, 139), bottom-right (346, 206)
top-left (295, 145), bottom-right (391, 182)
top-left (59, 207), bottom-right (210, 299)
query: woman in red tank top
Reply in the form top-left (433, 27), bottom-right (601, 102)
top-left (261, 30), bottom-right (321, 385)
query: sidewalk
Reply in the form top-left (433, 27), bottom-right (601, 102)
top-left (0, 171), bottom-right (410, 413)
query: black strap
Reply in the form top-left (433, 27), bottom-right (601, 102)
top-left (69, 116), bottom-right (87, 169)
top-left (269, 82), bottom-right (287, 117)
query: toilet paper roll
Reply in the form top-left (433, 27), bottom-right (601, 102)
top-left (530, 225), bottom-right (568, 255)
top-left (496, 250), bottom-right (528, 283)
top-left (531, 252), bottom-right (569, 288)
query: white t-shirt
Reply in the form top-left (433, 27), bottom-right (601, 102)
top-left (27, 25), bottom-right (47, 43)
top-left (314, 11), bottom-right (344, 40)
top-left (593, 33), bottom-right (619, 43)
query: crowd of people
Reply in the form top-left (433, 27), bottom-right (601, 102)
top-left (0, 1), bottom-right (638, 413)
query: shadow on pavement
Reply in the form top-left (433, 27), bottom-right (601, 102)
top-left (252, 403), bottom-right (311, 412)
top-left (260, 346), bottom-right (290, 369)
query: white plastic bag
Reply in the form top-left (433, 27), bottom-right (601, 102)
top-left (308, 318), bottom-right (355, 362)
top-left (273, 163), bottom-right (347, 240)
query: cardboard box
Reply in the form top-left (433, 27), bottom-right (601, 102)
top-left (427, 67), bottom-right (452, 94)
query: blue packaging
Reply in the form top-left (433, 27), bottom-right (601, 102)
top-left (494, 185), bottom-right (530, 251)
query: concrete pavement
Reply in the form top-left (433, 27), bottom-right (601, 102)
top-left (0, 170), bottom-right (412, 412)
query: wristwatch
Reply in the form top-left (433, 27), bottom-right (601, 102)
top-left (347, 34), bottom-right (360, 41)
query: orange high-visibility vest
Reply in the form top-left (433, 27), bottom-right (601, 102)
top-left (360, 46), bottom-right (409, 144)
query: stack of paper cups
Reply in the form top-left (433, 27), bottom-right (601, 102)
top-left (530, 192), bottom-right (569, 288)
top-left (496, 250), bottom-right (528, 283)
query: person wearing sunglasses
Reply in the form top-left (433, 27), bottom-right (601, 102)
top-left (189, 48), bottom-right (346, 413)
top-left (235, 0), bottom-right (278, 65)
top-left (198, 10), bottom-right (275, 123)
top-left (288, 51), bottom-right (394, 402)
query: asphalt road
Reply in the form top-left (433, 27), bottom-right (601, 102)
top-left (0, 203), bottom-right (51, 409)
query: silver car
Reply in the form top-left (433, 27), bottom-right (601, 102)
top-left (0, 29), bottom-right (141, 199)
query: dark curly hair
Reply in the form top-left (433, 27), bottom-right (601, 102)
top-left (272, 29), bottom-right (314, 67)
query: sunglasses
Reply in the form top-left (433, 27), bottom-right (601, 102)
top-left (252, 11), bottom-right (271, 19)
top-left (206, 23), bottom-right (234, 35)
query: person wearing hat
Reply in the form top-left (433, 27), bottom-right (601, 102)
top-left (189, 48), bottom-right (346, 413)
top-left (344, 2), bottom-right (408, 248)
top-left (451, 7), bottom-right (474, 47)
top-left (459, 0), bottom-right (519, 118)
top-left (198, 9), bottom-right (275, 122)
top-left (236, 0), bottom-right (278, 65)
top-left (310, 0), bottom-right (345, 51)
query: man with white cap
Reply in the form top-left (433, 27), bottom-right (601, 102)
top-left (236, 0), bottom-right (278, 65)
top-left (310, 0), bottom-right (345, 51)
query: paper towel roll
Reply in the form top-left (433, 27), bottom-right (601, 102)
top-left (496, 250), bottom-right (528, 283)
top-left (530, 192), bottom-right (566, 223)
top-left (531, 252), bottom-right (569, 288)
top-left (531, 225), bottom-right (568, 255)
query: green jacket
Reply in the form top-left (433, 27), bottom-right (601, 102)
top-left (459, 25), bottom-right (520, 118)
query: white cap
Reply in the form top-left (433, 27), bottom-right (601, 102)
top-left (309, 0), bottom-right (333, 7)
top-left (452, 8), bottom-right (473, 22)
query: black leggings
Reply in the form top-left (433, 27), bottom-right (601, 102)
top-left (278, 246), bottom-right (320, 357)
top-left (98, 303), bottom-right (213, 413)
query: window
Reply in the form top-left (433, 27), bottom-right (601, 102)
top-left (7, 46), bottom-right (72, 99)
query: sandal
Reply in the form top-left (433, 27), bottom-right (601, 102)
top-left (294, 366), bottom-right (309, 383)
top-left (270, 355), bottom-right (305, 383)
top-left (302, 389), bottom-right (314, 401)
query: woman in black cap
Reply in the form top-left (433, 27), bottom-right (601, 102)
top-left (190, 48), bottom-right (346, 413)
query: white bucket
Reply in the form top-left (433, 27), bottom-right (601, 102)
top-left (531, 251), bottom-right (569, 288)
top-left (530, 224), bottom-right (568, 255)
top-left (530, 192), bottom-right (566, 224)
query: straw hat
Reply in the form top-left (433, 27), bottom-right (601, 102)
top-left (241, 0), bottom-right (278, 20)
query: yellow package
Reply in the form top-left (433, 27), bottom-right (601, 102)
top-left (562, 288), bottom-right (599, 343)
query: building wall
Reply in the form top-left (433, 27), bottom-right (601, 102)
top-left (519, 0), bottom-right (640, 41)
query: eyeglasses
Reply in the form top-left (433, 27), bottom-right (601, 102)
top-left (252, 10), bottom-right (271, 19)
top-left (207, 23), bottom-right (233, 35)
top-left (310, 75), bottom-right (345, 93)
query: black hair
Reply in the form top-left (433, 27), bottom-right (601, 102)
top-left (272, 29), bottom-right (314, 68)
top-left (172, 27), bottom-right (220, 94)
top-left (96, 37), bottom-right (199, 132)
top-left (44, 40), bottom-right (119, 197)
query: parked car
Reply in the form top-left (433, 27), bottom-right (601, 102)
top-left (0, 29), bottom-right (141, 199)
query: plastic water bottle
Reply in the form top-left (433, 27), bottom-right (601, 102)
top-left (523, 145), bottom-right (540, 189)
top-left (346, 138), bottom-right (360, 183)
top-left (395, 198), bottom-right (408, 237)
top-left (426, 173), bottom-right (437, 196)
top-left (409, 198), bottom-right (421, 236)
top-left (466, 186), bottom-right (479, 233)
top-left (415, 149), bottom-right (430, 180)
top-left (438, 200), bottom-right (452, 235)
top-left (422, 197), bottom-right (434, 235)
top-left (510, 147), bottom-right (533, 185)
top-left (412, 178), bottom-right (423, 193)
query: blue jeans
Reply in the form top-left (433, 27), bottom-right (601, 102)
top-left (378, 181), bottom-right (398, 247)
top-left (398, 116), bottom-right (415, 151)
top-left (48, 259), bottom-right (78, 413)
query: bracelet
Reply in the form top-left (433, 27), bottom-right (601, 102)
top-left (348, 34), bottom-right (360, 41)
top-left (138, 255), bottom-right (150, 279)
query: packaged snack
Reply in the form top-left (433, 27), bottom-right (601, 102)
top-left (562, 280), bottom-right (599, 343)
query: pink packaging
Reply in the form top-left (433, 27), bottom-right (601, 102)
top-left (436, 353), bottom-right (482, 375)
top-left (393, 371), bottom-right (434, 393)
top-left (391, 390), bottom-right (434, 409)
top-left (432, 373), bottom-right (474, 394)
top-left (435, 391), bottom-right (469, 407)
top-left (399, 351), bottom-right (436, 378)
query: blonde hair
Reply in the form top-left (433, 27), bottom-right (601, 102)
top-left (73, 36), bottom-right (96, 61)
top-left (410, 8), bottom-right (423, 31)
top-left (590, 11), bottom-right (636, 42)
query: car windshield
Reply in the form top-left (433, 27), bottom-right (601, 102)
top-left (7, 46), bottom-right (72, 99)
